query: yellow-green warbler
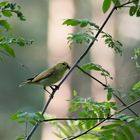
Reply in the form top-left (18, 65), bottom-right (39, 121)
top-left (19, 62), bottom-right (70, 92)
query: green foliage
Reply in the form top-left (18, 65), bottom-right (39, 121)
top-left (0, 36), bottom-right (33, 57)
top-left (0, 19), bottom-right (10, 30)
top-left (102, 0), bottom-right (121, 13)
top-left (129, 81), bottom-right (140, 100)
top-left (11, 111), bottom-right (44, 125)
top-left (102, 0), bottom-right (112, 13)
top-left (0, 1), bottom-right (25, 21)
top-left (53, 115), bottom-right (140, 140)
top-left (131, 48), bottom-right (140, 68)
top-left (80, 63), bottom-right (113, 80)
top-left (105, 86), bottom-right (114, 101)
top-left (0, 1), bottom-right (31, 60)
top-left (63, 19), bottom-right (99, 48)
top-left (53, 93), bottom-right (117, 139)
top-left (102, 32), bottom-right (123, 55)
top-left (111, 0), bottom-right (121, 6)
top-left (16, 136), bottom-right (25, 140)
top-left (129, 6), bottom-right (138, 16)
top-left (100, 121), bottom-right (134, 140)
top-left (99, 114), bottom-right (140, 140)
top-left (64, 18), bottom-right (123, 56)
top-left (63, 19), bottom-right (99, 29)
top-left (53, 120), bottom-right (100, 140)
top-left (69, 93), bottom-right (117, 129)
top-left (129, 1), bottom-right (140, 17)
top-left (67, 32), bottom-right (94, 47)
top-left (132, 0), bottom-right (139, 5)
top-left (10, 0), bottom-right (140, 140)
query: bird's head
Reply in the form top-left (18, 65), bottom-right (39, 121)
top-left (56, 62), bottom-right (70, 71)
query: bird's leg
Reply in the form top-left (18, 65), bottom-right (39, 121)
top-left (43, 86), bottom-right (51, 95)
top-left (50, 85), bottom-right (59, 91)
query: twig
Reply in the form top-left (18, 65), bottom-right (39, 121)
top-left (116, 0), bottom-right (138, 8)
top-left (58, 6), bottom-right (116, 88)
top-left (25, 4), bottom-right (117, 140)
top-left (25, 1), bottom-right (135, 139)
top-left (77, 65), bottom-right (139, 117)
top-left (25, 87), bottom-right (58, 140)
top-left (42, 117), bottom-right (120, 122)
top-left (63, 98), bottom-right (140, 140)
top-left (113, 92), bottom-right (139, 117)
top-left (76, 65), bottom-right (107, 87)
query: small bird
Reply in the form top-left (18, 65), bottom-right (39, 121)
top-left (19, 62), bottom-right (70, 93)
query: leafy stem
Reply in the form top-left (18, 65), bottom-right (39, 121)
top-left (63, 98), bottom-right (140, 140)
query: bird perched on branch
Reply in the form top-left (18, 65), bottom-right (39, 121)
top-left (19, 62), bottom-right (70, 93)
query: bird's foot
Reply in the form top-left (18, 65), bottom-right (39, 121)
top-left (50, 85), bottom-right (59, 91)
top-left (43, 86), bottom-right (51, 95)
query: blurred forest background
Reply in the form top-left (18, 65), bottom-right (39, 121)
top-left (0, 0), bottom-right (140, 140)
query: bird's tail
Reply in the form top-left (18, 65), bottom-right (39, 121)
top-left (19, 80), bottom-right (31, 87)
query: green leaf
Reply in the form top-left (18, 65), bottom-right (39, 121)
top-left (63, 19), bottom-right (99, 29)
top-left (136, 7), bottom-right (140, 17)
top-left (132, 0), bottom-right (139, 5)
top-left (14, 10), bottom-right (26, 21)
top-left (112, 0), bottom-right (121, 6)
top-left (129, 81), bottom-right (140, 101)
top-left (0, 1), bottom-right (8, 7)
top-left (129, 6), bottom-right (138, 16)
top-left (102, 32), bottom-right (123, 55)
top-left (102, 123), bottom-right (120, 129)
top-left (80, 63), bottom-right (112, 79)
top-left (16, 135), bottom-right (25, 140)
top-left (2, 10), bottom-right (13, 17)
top-left (102, 0), bottom-right (112, 13)
top-left (131, 48), bottom-right (140, 68)
top-left (67, 32), bottom-right (94, 47)
top-left (117, 114), bottom-right (134, 122)
top-left (63, 19), bottom-right (81, 26)
top-left (129, 118), bottom-right (140, 133)
top-left (0, 20), bottom-right (10, 30)
top-left (122, 125), bottom-right (134, 140)
top-left (107, 91), bottom-right (113, 101)
top-left (11, 111), bottom-right (44, 125)
top-left (132, 81), bottom-right (140, 90)
top-left (0, 45), bottom-right (15, 57)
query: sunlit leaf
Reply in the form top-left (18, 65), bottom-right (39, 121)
top-left (102, 32), bottom-right (123, 55)
top-left (0, 1), bottom-right (8, 7)
top-left (132, 81), bottom-right (140, 90)
top-left (67, 32), bottom-right (94, 47)
top-left (2, 10), bottom-right (12, 17)
top-left (63, 19), bottom-right (99, 29)
top-left (80, 63), bottom-right (112, 79)
top-left (0, 45), bottom-right (15, 57)
top-left (102, 0), bottom-right (112, 13)
top-left (0, 20), bottom-right (10, 30)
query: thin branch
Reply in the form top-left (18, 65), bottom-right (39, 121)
top-left (25, 4), bottom-right (116, 140)
top-left (77, 65), bottom-right (139, 117)
top-left (42, 117), bottom-right (120, 123)
top-left (25, 0), bottom-right (136, 139)
top-left (113, 92), bottom-right (139, 117)
top-left (116, 0), bottom-right (137, 8)
top-left (63, 98), bottom-right (140, 140)
top-left (76, 65), bottom-right (107, 87)
top-left (58, 7), bottom-right (116, 88)
top-left (25, 87), bottom-right (58, 140)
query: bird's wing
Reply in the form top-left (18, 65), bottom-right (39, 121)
top-left (30, 68), bottom-right (56, 83)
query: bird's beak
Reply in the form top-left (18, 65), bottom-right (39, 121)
top-left (67, 64), bottom-right (70, 69)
